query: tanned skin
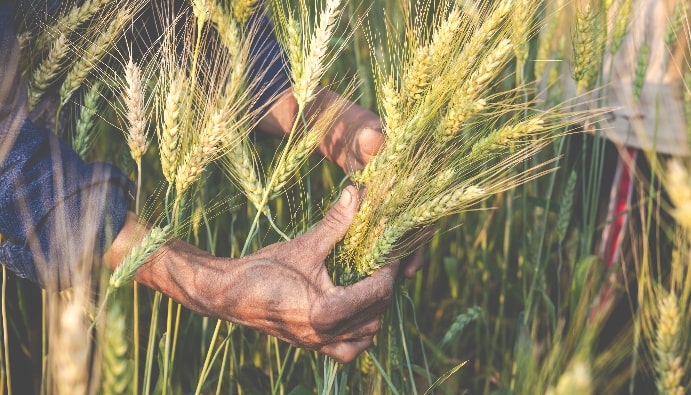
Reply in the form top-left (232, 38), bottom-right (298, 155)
top-left (104, 88), bottom-right (424, 363)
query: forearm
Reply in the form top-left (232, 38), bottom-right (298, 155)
top-left (104, 211), bottom-right (229, 318)
top-left (104, 188), bottom-right (397, 364)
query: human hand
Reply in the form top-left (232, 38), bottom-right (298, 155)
top-left (256, 88), bottom-right (384, 174)
top-left (315, 91), bottom-right (384, 173)
top-left (199, 186), bottom-right (397, 363)
top-left (386, 224), bottom-right (433, 279)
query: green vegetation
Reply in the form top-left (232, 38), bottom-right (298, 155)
top-left (2, 0), bottom-right (690, 393)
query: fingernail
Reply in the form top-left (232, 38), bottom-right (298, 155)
top-left (340, 188), bottom-right (352, 207)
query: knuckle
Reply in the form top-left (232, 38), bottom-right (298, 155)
top-left (312, 305), bottom-right (339, 332)
top-left (373, 281), bottom-right (394, 303)
top-left (322, 208), bottom-right (350, 233)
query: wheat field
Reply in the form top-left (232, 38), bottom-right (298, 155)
top-left (1, 0), bottom-right (690, 394)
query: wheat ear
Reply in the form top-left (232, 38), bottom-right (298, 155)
top-left (225, 138), bottom-right (265, 210)
top-left (269, 97), bottom-right (346, 197)
top-left (438, 38), bottom-right (513, 139)
top-left (511, 0), bottom-right (535, 64)
top-left (175, 97), bottom-right (232, 196)
top-left (35, 0), bottom-right (114, 51)
top-left (159, 73), bottom-right (185, 186)
top-left (233, 0), bottom-right (259, 24)
top-left (358, 186), bottom-right (486, 274)
top-left (28, 33), bottom-right (70, 110)
top-left (455, 0), bottom-right (513, 74)
top-left (102, 298), bottom-right (131, 395)
top-left (291, 0), bottom-right (344, 108)
top-left (655, 293), bottom-right (685, 395)
top-left (109, 225), bottom-right (171, 289)
top-left (210, 3), bottom-right (241, 57)
top-left (401, 5), bottom-right (464, 108)
top-left (665, 0), bottom-right (686, 48)
top-left (54, 294), bottom-right (89, 395)
top-left (470, 117), bottom-right (545, 156)
top-left (667, 160), bottom-right (691, 230)
top-left (610, 0), bottom-right (632, 54)
top-left (59, 7), bottom-right (132, 106)
top-left (73, 81), bottom-right (102, 159)
top-left (124, 59), bottom-right (149, 163)
top-left (572, 3), bottom-right (603, 91)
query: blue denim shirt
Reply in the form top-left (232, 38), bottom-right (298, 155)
top-left (0, 2), bottom-right (289, 288)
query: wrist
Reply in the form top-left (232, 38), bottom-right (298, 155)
top-left (135, 239), bottom-right (232, 318)
top-left (104, 211), bottom-right (234, 319)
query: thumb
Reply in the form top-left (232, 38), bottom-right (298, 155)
top-left (309, 185), bottom-right (359, 257)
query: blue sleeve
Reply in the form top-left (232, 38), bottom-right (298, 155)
top-left (0, 5), bottom-right (134, 289)
top-left (246, 11), bottom-right (291, 111)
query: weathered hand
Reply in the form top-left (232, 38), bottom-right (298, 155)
top-left (317, 101), bottom-right (384, 173)
top-left (397, 226), bottom-right (434, 278)
top-left (219, 185), bottom-right (397, 363)
top-left (112, 186), bottom-right (398, 363)
top-left (256, 88), bottom-right (384, 173)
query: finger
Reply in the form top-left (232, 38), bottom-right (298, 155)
top-left (321, 337), bottom-right (374, 364)
top-left (402, 248), bottom-right (425, 278)
top-left (308, 185), bottom-right (359, 257)
top-left (334, 317), bottom-right (381, 340)
top-left (353, 126), bottom-right (384, 167)
top-left (332, 260), bottom-right (399, 320)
